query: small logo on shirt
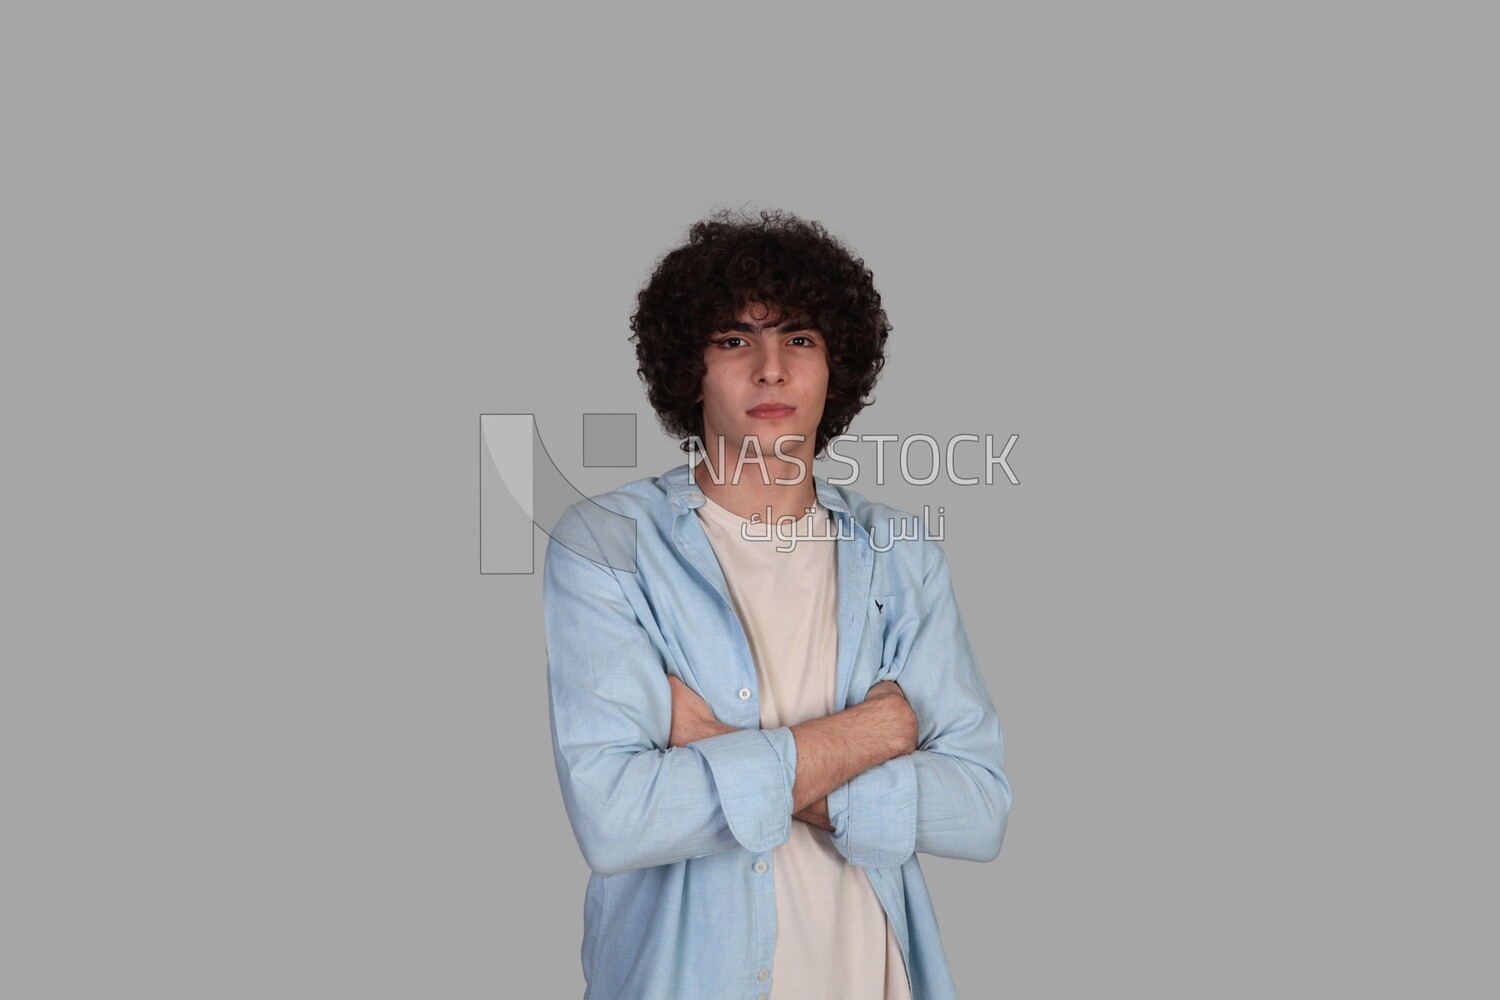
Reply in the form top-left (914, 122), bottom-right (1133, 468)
top-left (874, 599), bottom-right (884, 613)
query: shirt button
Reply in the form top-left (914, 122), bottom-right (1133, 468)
top-left (738, 688), bottom-right (751, 700)
top-left (690, 492), bottom-right (702, 501)
top-left (758, 995), bottom-right (767, 1000)
top-left (759, 968), bottom-right (770, 981)
top-left (753, 860), bottom-right (768, 874)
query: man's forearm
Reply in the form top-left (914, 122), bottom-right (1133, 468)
top-left (788, 695), bottom-right (915, 814)
top-left (676, 682), bottom-right (914, 825)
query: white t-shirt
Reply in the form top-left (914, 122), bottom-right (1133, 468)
top-left (696, 493), bottom-right (911, 1000)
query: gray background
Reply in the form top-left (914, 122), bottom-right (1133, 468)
top-left (5, 3), bottom-right (1494, 997)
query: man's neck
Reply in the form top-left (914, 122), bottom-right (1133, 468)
top-left (691, 460), bottom-right (819, 524)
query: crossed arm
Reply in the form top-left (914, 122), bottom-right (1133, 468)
top-left (545, 504), bottom-right (1009, 877)
top-left (666, 674), bottom-right (917, 832)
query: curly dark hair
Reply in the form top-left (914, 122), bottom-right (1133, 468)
top-left (629, 207), bottom-right (891, 458)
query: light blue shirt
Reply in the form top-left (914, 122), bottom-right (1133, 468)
top-left (543, 462), bottom-right (1011, 999)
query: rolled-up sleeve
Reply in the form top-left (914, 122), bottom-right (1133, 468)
top-left (689, 727), bottom-right (798, 853)
top-left (544, 504), bottom-right (797, 876)
top-left (827, 529), bottom-right (1012, 868)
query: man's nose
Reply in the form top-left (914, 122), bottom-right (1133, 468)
top-left (755, 345), bottom-right (787, 383)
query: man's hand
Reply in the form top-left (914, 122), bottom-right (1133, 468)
top-left (667, 674), bottom-right (736, 748)
top-left (793, 797), bottom-right (834, 832)
top-left (863, 678), bottom-right (918, 756)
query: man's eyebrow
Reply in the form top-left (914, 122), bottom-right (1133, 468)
top-left (721, 320), bottom-right (816, 334)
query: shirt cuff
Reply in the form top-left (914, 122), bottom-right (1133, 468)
top-left (690, 726), bottom-right (798, 854)
top-left (827, 754), bottom-right (918, 867)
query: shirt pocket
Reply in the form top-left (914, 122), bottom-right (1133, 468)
top-left (870, 588), bottom-right (922, 682)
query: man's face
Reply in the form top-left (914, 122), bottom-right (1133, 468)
top-left (695, 301), bottom-right (830, 475)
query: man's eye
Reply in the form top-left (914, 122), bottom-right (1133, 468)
top-left (715, 337), bottom-right (745, 348)
top-left (790, 335), bottom-right (816, 346)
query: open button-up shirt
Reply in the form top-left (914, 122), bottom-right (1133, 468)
top-left (543, 462), bottom-right (1011, 1000)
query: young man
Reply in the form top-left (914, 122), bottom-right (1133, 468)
top-left (543, 209), bottom-right (1010, 999)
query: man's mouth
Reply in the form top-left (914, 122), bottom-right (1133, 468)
top-left (747, 404), bottom-right (796, 418)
